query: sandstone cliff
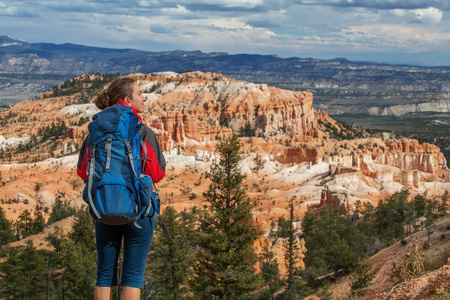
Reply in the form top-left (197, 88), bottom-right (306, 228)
top-left (134, 72), bottom-right (318, 151)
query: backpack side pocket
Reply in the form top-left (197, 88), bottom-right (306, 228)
top-left (138, 174), bottom-right (153, 206)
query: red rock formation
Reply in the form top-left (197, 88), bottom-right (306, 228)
top-left (67, 126), bottom-right (83, 140)
top-left (307, 186), bottom-right (349, 213)
top-left (135, 72), bottom-right (319, 151)
top-left (278, 147), bottom-right (319, 164)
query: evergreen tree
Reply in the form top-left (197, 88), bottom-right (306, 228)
top-left (48, 196), bottom-right (76, 225)
top-left (268, 220), bottom-right (277, 241)
top-left (424, 197), bottom-right (436, 245)
top-left (301, 212), bottom-right (315, 238)
top-left (413, 193), bottom-right (427, 218)
top-left (46, 225), bottom-right (66, 256)
top-left (0, 206), bottom-right (14, 245)
top-left (276, 216), bottom-right (290, 239)
top-left (31, 199), bottom-right (46, 235)
top-left (349, 256), bottom-right (375, 291)
top-left (374, 189), bottom-right (409, 244)
top-left (284, 200), bottom-right (300, 291)
top-left (302, 206), bottom-right (368, 280)
top-left (325, 232), bottom-right (356, 276)
top-left (61, 208), bottom-right (96, 299)
top-left (69, 208), bottom-right (96, 252)
top-left (16, 209), bottom-right (33, 239)
top-left (257, 241), bottom-right (283, 299)
top-left (439, 191), bottom-right (448, 216)
top-left (240, 121), bottom-right (256, 137)
top-left (61, 240), bottom-right (96, 299)
top-left (191, 134), bottom-right (261, 299)
top-left (143, 206), bottom-right (195, 300)
top-left (0, 241), bottom-right (48, 299)
top-left (283, 199), bottom-right (307, 299)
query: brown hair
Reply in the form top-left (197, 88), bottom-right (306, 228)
top-left (94, 77), bottom-right (136, 110)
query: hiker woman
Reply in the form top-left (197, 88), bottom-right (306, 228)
top-left (77, 77), bottom-right (166, 300)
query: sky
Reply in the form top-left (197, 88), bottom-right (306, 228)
top-left (1, 0), bottom-right (450, 66)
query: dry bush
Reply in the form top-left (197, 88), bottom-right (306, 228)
top-left (389, 235), bottom-right (425, 283)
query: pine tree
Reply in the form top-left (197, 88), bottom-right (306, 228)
top-left (61, 240), bottom-right (96, 299)
top-left (143, 206), bottom-right (195, 300)
top-left (0, 241), bottom-right (48, 299)
top-left (276, 216), bottom-right (290, 239)
top-left (439, 191), bottom-right (448, 216)
top-left (260, 240), bottom-right (283, 298)
top-left (48, 196), bottom-right (76, 225)
top-left (374, 189), bottom-right (409, 244)
top-left (0, 206), bottom-right (14, 245)
top-left (31, 199), bottom-right (46, 235)
top-left (69, 208), bottom-right (95, 252)
top-left (283, 199), bottom-right (307, 299)
top-left (61, 209), bottom-right (96, 299)
top-left (424, 198), bottom-right (436, 245)
top-left (413, 193), bottom-right (427, 218)
top-left (349, 256), bottom-right (375, 291)
top-left (46, 225), bottom-right (66, 256)
top-left (284, 199), bottom-right (300, 291)
top-left (191, 134), bottom-right (261, 299)
top-left (16, 209), bottom-right (33, 238)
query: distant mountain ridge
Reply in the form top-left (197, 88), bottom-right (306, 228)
top-left (1, 35), bottom-right (449, 93)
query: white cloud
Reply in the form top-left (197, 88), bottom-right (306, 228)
top-left (413, 7), bottom-right (443, 24)
top-left (163, 0), bottom-right (265, 10)
top-left (296, 0), bottom-right (450, 10)
top-left (341, 23), bottom-right (450, 51)
top-left (161, 5), bottom-right (191, 15)
top-left (0, 5), bottom-right (38, 17)
top-left (389, 7), bottom-right (443, 24)
top-left (138, 0), bottom-right (159, 7)
top-left (1, 0), bottom-right (450, 65)
top-left (209, 18), bottom-right (253, 30)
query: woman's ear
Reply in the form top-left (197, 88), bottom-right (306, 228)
top-left (123, 96), bottom-right (131, 105)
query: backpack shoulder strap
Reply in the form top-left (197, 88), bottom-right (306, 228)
top-left (154, 213), bottom-right (171, 239)
top-left (142, 184), bottom-right (171, 239)
top-left (124, 141), bottom-right (138, 176)
top-left (140, 139), bottom-right (148, 160)
top-left (87, 145), bottom-right (101, 219)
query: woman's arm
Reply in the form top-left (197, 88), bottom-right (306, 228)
top-left (140, 126), bottom-right (166, 183)
top-left (77, 135), bottom-right (90, 181)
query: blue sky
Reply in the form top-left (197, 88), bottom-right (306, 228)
top-left (2, 0), bottom-right (450, 66)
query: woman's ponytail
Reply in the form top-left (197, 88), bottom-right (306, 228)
top-left (93, 77), bottom-right (136, 110)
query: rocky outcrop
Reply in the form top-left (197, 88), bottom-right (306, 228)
top-left (137, 72), bottom-right (319, 151)
top-left (335, 139), bottom-right (449, 175)
top-left (308, 186), bottom-right (350, 212)
top-left (375, 140), bottom-right (447, 174)
top-left (401, 170), bottom-right (421, 188)
top-left (67, 126), bottom-right (83, 140)
top-left (278, 148), bottom-right (319, 164)
top-left (368, 99), bottom-right (450, 117)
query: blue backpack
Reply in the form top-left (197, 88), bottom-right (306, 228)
top-left (82, 104), bottom-right (170, 238)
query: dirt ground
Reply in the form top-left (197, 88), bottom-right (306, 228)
top-left (326, 214), bottom-right (450, 299)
